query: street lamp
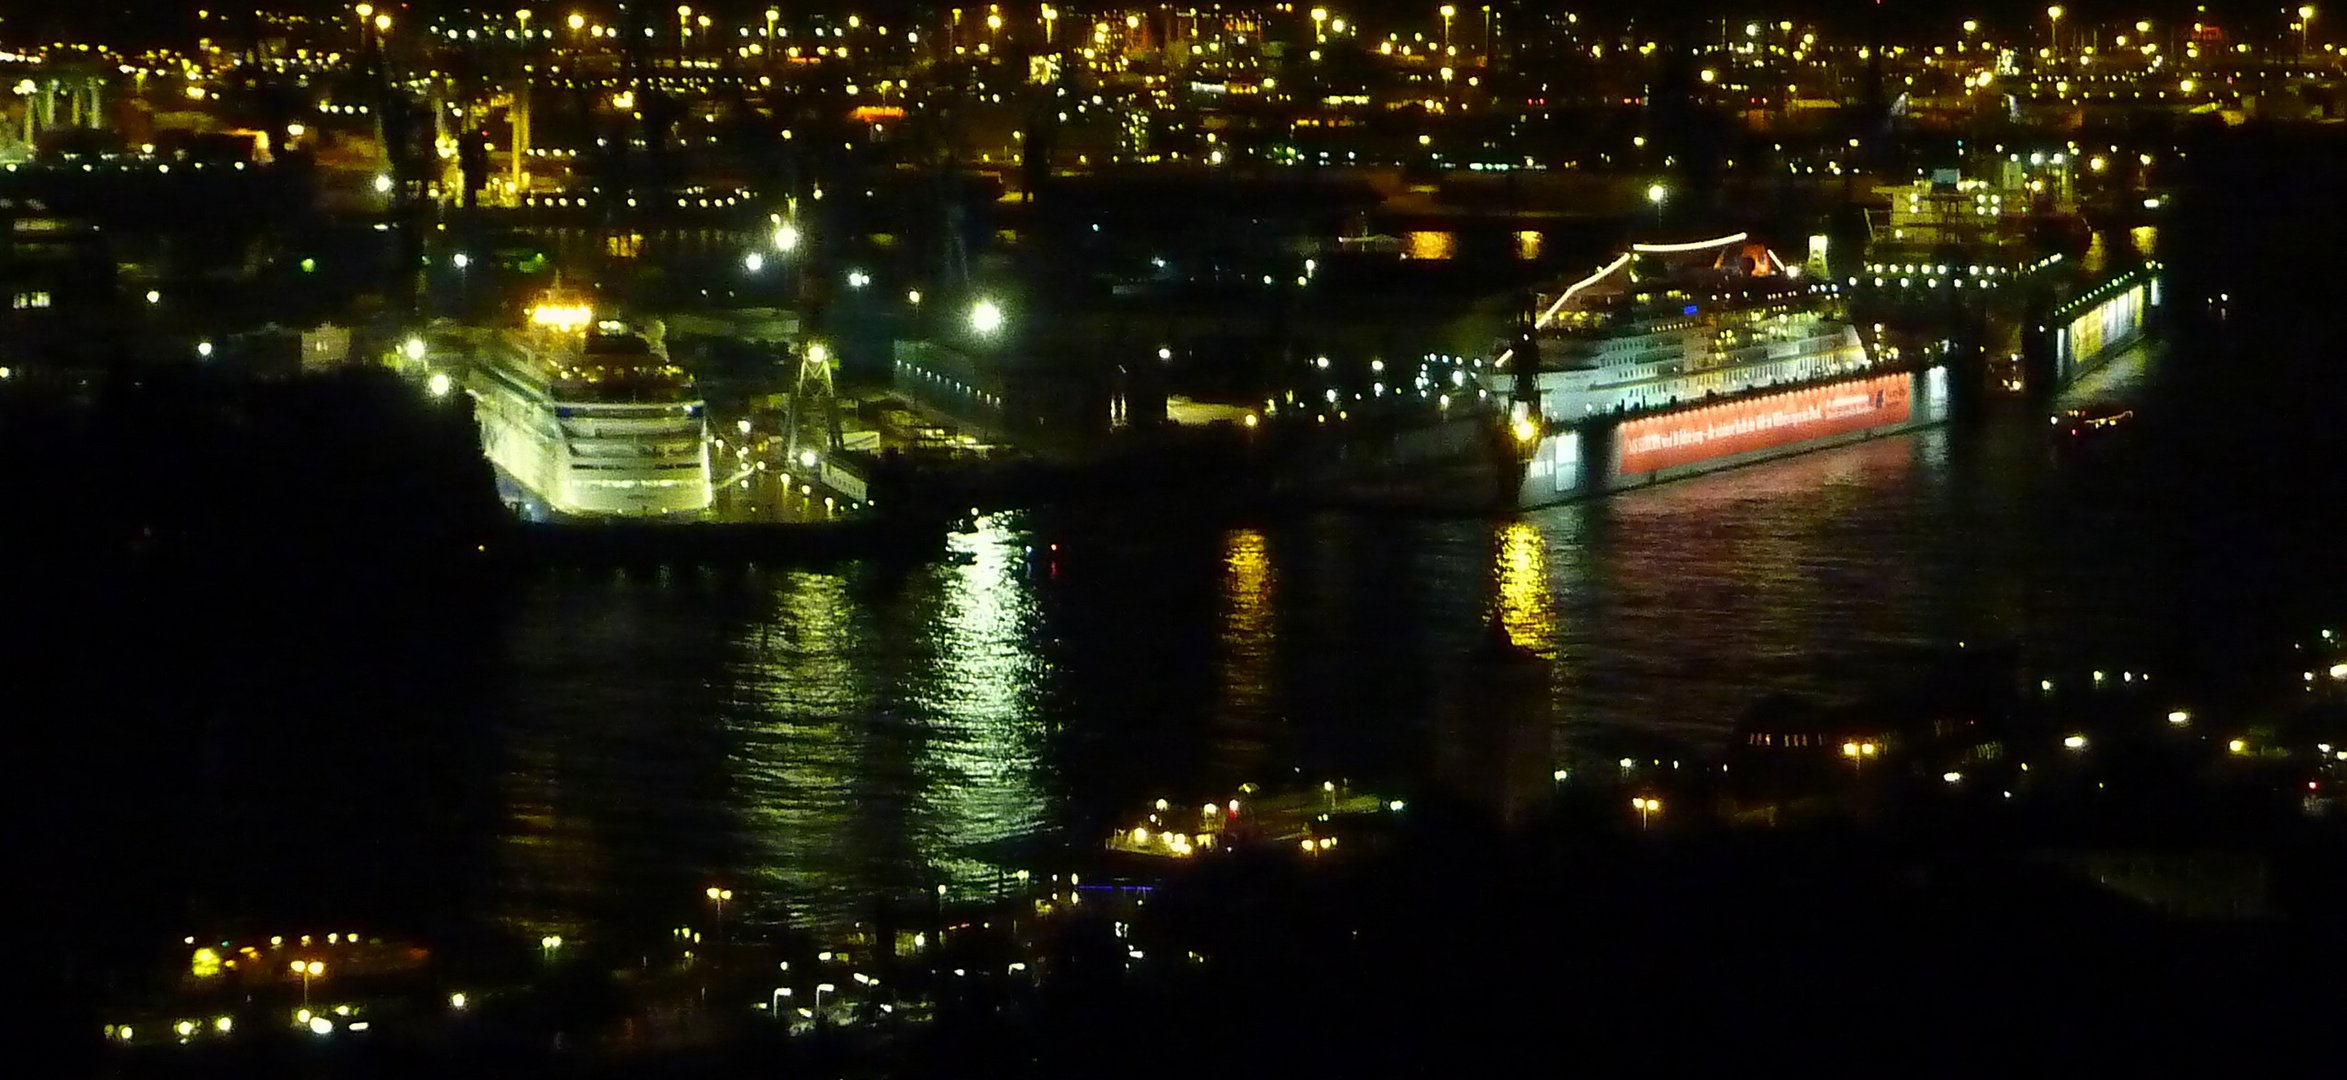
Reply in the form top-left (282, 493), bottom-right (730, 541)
top-left (1440, 4), bottom-right (1457, 49)
top-left (969, 298), bottom-right (1004, 335)
top-left (1630, 796), bottom-right (1661, 829)
top-left (814, 982), bottom-right (836, 1020)
top-left (2045, 6), bottom-right (2063, 59)
top-left (705, 886), bottom-right (733, 941)
top-left (1645, 182), bottom-right (1667, 226)
top-left (2301, 6), bottom-right (2317, 60)
top-left (773, 221), bottom-right (801, 252)
top-left (290, 960), bottom-right (324, 1009)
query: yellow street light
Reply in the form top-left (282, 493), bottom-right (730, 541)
top-left (374, 13), bottom-right (391, 32)
top-left (568, 12), bottom-right (586, 32)
top-left (355, 3), bottom-right (373, 18)
top-left (970, 298), bottom-right (1004, 334)
top-left (291, 960), bottom-right (325, 1008)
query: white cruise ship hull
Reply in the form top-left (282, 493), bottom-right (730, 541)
top-left (467, 355), bottom-right (713, 519)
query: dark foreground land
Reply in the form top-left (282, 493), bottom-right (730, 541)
top-left (37, 784), bottom-right (2347, 1078)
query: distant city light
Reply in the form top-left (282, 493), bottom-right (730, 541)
top-left (773, 222), bottom-right (801, 252)
top-left (427, 371), bottom-right (453, 397)
top-left (743, 251), bottom-right (765, 273)
top-left (529, 302), bottom-right (595, 330)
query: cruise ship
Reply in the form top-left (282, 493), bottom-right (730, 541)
top-left (465, 296), bottom-right (713, 518)
top-left (1526, 234), bottom-right (1873, 422)
top-left (1501, 232), bottom-right (1953, 506)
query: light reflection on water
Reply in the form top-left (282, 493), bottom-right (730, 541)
top-left (1494, 519), bottom-right (1554, 652)
top-left (480, 337), bottom-right (2341, 937)
top-left (717, 516), bottom-right (1045, 928)
top-left (1215, 529), bottom-right (1278, 750)
top-left (1404, 230), bottom-right (1457, 260)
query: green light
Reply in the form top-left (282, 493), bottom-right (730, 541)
top-left (300, 257), bottom-right (318, 273)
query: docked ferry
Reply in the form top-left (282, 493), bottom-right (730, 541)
top-left (465, 296), bottom-right (713, 518)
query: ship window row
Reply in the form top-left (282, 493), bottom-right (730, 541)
top-left (571, 461), bottom-right (705, 471)
top-left (570, 444), bottom-right (703, 457)
top-left (577, 477), bottom-right (696, 489)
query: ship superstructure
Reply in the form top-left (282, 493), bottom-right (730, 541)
top-left (465, 295), bottom-right (713, 518)
top-left (1527, 234), bottom-right (1873, 423)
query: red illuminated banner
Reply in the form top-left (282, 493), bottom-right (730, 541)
top-left (1618, 373), bottom-right (1911, 474)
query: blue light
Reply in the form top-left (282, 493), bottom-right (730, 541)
top-left (1682, 304), bottom-right (1699, 315)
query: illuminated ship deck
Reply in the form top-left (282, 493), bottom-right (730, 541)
top-left (464, 299), bottom-right (713, 519)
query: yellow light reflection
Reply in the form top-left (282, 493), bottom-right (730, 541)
top-left (1513, 230), bottom-right (1544, 261)
top-left (1215, 529), bottom-right (1277, 744)
top-left (1495, 520), bottom-right (1554, 652)
top-left (1403, 231), bottom-right (1456, 261)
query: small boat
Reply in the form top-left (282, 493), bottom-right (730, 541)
top-left (2050, 403), bottom-right (2134, 439)
top-left (1104, 781), bottom-right (1396, 859)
